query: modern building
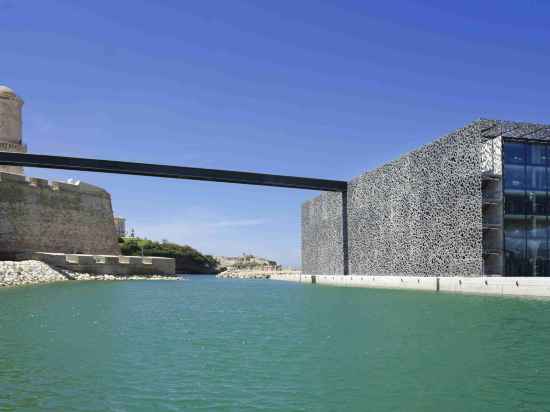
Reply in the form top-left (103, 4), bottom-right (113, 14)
top-left (497, 132), bottom-right (550, 277)
top-left (302, 119), bottom-right (550, 278)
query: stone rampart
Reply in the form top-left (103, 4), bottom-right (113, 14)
top-left (0, 173), bottom-right (120, 257)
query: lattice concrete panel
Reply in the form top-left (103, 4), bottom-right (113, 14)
top-left (301, 191), bottom-right (344, 275)
top-left (347, 122), bottom-right (485, 277)
top-left (301, 121), bottom-right (492, 277)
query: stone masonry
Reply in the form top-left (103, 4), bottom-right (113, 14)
top-left (0, 86), bottom-right (26, 175)
top-left (0, 173), bottom-right (120, 257)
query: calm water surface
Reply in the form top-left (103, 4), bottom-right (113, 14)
top-left (1, 277), bottom-right (550, 411)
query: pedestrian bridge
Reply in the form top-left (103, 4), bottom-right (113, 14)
top-left (0, 151), bottom-right (350, 274)
top-left (0, 152), bottom-right (347, 191)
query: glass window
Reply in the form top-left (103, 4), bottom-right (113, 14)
top-left (526, 238), bottom-right (547, 276)
top-left (525, 166), bottom-right (546, 190)
top-left (505, 192), bottom-right (525, 215)
top-left (504, 164), bottom-right (525, 190)
top-left (524, 192), bottom-right (546, 215)
top-left (504, 217), bottom-right (526, 238)
top-left (545, 195), bottom-right (550, 216)
top-left (540, 242), bottom-right (550, 276)
top-left (526, 144), bottom-right (547, 165)
top-left (528, 191), bottom-right (547, 215)
top-left (525, 216), bottom-right (548, 238)
top-left (503, 141), bottom-right (550, 277)
top-left (505, 236), bottom-right (525, 276)
top-left (504, 142), bottom-right (525, 164)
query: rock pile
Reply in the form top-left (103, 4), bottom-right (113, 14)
top-left (68, 273), bottom-right (176, 281)
top-left (0, 261), bottom-right (67, 287)
top-left (0, 260), bottom-right (179, 288)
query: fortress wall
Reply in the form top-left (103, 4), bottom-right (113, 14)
top-left (0, 173), bottom-right (120, 256)
top-left (302, 121), bottom-right (485, 277)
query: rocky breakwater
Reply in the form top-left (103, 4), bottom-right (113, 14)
top-left (217, 269), bottom-right (301, 280)
top-left (0, 260), bottom-right (179, 288)
top-left (0, 261), bottom-right (66, 287)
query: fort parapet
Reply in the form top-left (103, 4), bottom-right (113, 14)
top-left (0, 172), bottom-right (120, 258)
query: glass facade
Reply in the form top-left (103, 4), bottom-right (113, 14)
top-left (503, 141), bottom-right (550, 276)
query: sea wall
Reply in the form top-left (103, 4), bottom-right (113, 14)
top-left (0, 173), bottom-right (120, 257)
top-left (27, 252), bottom-right (175, 276)
top-left (302, 120), bottom-right (485, 277)
top-left (271, 274), bottom-right (550, 299)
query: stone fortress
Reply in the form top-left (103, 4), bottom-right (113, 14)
top-left (0, 86), bottom-right (174, 275)
top-left (0, 86), bottom-right (27, 175)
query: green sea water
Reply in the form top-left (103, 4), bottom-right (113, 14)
top-left (1, 277), bottom-right (550, 411)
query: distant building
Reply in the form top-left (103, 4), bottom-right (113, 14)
top-left (114, 217), bottom-right (127, 238)
top-left (215, 254), bottom-right (280, 270)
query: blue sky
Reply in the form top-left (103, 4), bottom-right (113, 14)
top-left (2, 0), bottom-right (550, 267)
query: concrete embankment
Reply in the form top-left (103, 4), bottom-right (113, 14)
top-left (0, 260), bottom-right (178, 288)
top-left (23, 252), bottom-right (175, 277)
top-left (269, 274), bottom-right (550, 299)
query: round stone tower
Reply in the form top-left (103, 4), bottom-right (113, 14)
top-left (0, 85), bottom-right (26, 175)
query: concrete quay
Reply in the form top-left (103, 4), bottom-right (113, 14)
top-left (18, 252), bottom-right (176, 277)
top-left (269, 274), bottom-right (550, 299)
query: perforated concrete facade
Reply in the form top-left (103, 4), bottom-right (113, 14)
top-left (346, 122), bottom-right (484, 277)
top-left (301, 192), bottom-right (344, 276)
top-left (301, 119), bottom-right (545, 277)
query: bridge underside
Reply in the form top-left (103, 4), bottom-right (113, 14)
top-left (0, 152), bottom-right (347, 192)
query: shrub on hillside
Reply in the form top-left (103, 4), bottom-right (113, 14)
top-left (119, 237), bottom-right (219, 272)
